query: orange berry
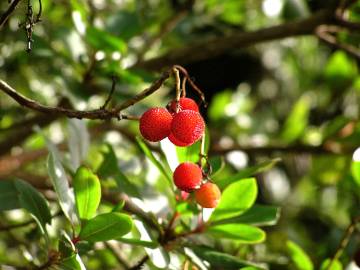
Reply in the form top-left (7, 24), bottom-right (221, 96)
top-left (195, 182), bottom-right (221, 208)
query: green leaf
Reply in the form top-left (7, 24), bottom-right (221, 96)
top-left (212, 204), bottom-right (280, 226)
top-left (287, 240), bottom-right (314, 270)
top-left (136, 136), bottom-right (172, 185)
top-left (217, 158), bottom-right (280, 189)
top-left (351, 161), bottom-right (360, 186)
top-left (98, 144), bottom-right (140, 198)
top-left (281, 95), bottom-right (311, 143)
top-left (117, 237), bottom-right (158, 248)
top-left (192, 246), bottom-right (264, 269)
top-left (320, 258), bottom-right (343, 270)
top-left (325, 50), bottom-right (357, 88)
top-left (208, 224), bottom-right (265, 243)
top-left (73, 166), bottom-right (101, 220)
top-left (211, 178), bottom-right (257, 222)
top-left (47, 152), bottom-right (77, 224)
top-left (59, 254), bottom-right (86, 270)
top-left (14, 179), bottom-right (51, 234)
top-left (68, 119), bottom-right (89, 171)
top-left (86, 27), bottom-right (127, 53)
top-left (209, 156), bottom-right (225, 177)
top-left (0, 180), bottom-right (20, 211)
top-left (59, 231), bottom-right (77, 259)
top-left (79, 212), bottom-right (133, 242)
top-left (176, 128), bottom-right (210, 164)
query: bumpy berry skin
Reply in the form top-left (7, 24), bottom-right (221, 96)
top-left (171, 110), bottom-right (205, 144)
top-left (168, 133), bottom-right (191, 147)
top-left (173, 162), bottom-right (202, 192)
top-left (168, 97), bottom-right (199, 113)
top-left (195, 182), bottom-right (221, 208)
top-left (139, 107), bottom-right (172, 142)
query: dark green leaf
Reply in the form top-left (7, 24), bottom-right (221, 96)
top-left (217, 158), bottom-right (280, 189)
top-left (73, 166), bottom-right (101, 220)
top-left (79, 212), bottom-right (133, 242)
top-left (208, 224), bottom-right (265, 243)
top-left (117, 237), bottom-right (158, 248)
top-left (211, 178), bottom-right (257, 222)
top-left (192, 246), bottom-right (265, 269)
top-left (0, 180), bottom-right (20, 211)
top-left (287, 240), bottom-right (314, 270)
top-left (14, 179), bottom-right (51, 233)
top-left (209, 156), bottom-right (225, 177)
top-left (212, 204), bottom-right (280, 226)
top-left (59, 254), bottom-right (86, 270)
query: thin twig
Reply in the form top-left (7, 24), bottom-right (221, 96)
top-left (316, 25), bottom-right (360, 61)
top-left (327, 216), bottom-right (360, 270)
top-left (173, 67), bottom-right (181, 113)
top-left (173, 65), bottom-right (206, 106)
top-left (101, 76), bottom-right (117, 110)
top-left (0, 0), bottom-right (22, 27)
top-left (129, 255), bottom-right (149, 270)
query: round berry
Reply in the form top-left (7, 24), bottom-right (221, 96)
top-left (168, 133), bottom-right (191, 147)
top-left (139, 107), bottom-right (172, 142)
top-left (195, 182), bottom-right (221, 208)
top-left (173, 162), bottom-right (202, 192)
top-left (168, 97), bottom-right (199, 113)
top-left (171, 110), bottom-right (205, 144)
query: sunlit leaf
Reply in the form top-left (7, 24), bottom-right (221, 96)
top-left (287, 240), bottom-right (314, 270)
top-left (320, 258), bottom-right (343, 270)
top-left (211, 178), bottom-right (257, 222)
top-left (282, 95), bottom-right (311, 143)
top-left (208, 224), bottom-right (265, 243)
top-left (73, 166), bottom-right (101, 220)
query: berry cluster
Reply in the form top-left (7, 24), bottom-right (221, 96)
top-left (139, 97), bottom-right (221, 208)
top-left (139, 98), bottom-right (205, 146)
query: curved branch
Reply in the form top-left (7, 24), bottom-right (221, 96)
top-left (135, 9), bottom-right (335, 70)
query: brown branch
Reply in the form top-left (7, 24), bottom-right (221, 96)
top-left (316, 25), bottom-right (360, 61)
top-left (0, 0), bottom-right (22, 28)
top-left (209, 142), bottom-right (356, 156)
top-left (135, 9), bottom-right (335, 70)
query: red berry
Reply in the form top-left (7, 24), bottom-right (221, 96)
top-left (173, 162), bottom-right (202, 192)
top-left (168, 97), bottom-right (199, 113)
top-left (171, 110), bottom-right (205, 144)
top-left (139, 107), bottom-right (172, 142)
top-left (168, 133), bottom-right (191, 147)
top-left (195, 182), bottom-right (221, 208)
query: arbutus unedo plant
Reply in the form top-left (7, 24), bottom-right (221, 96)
top-left (1, 0), bottom-right (360, 269)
